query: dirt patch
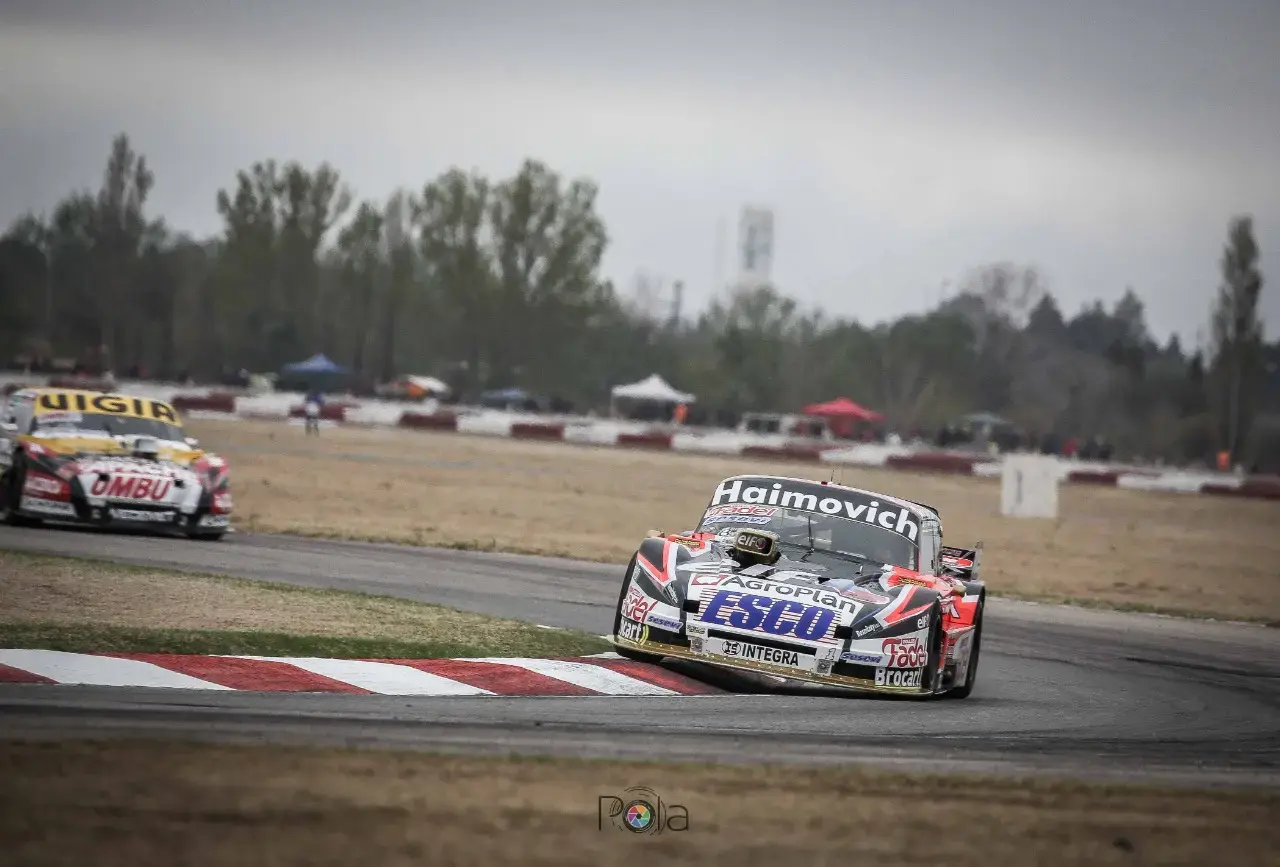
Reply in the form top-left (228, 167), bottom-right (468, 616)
top-left (0, 551), bottom-right (606, 657)
top-left (188, 419), bottom-right (1279, 623)
top-left (1, 740), bottom-right (1275, 867)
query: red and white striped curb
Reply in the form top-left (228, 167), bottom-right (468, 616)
top-left (0, 650), bottom-right (721, 696)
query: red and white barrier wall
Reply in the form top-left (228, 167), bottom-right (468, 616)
top-left (157, 389), bottom-right (1280, 502)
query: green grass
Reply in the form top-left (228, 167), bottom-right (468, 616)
top-left (0, 621), bottom-right (610, 659)
top-left (1, 549), bottom-right (613, 659)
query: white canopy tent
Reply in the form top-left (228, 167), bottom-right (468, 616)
top-left (611, 373), bottom-right (695, 404)
top-left (610, 374), bottom-right (695, 420)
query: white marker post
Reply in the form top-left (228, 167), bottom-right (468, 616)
top-left (1000, 453), bottom-right (1060, 519)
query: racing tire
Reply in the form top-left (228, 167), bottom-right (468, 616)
top-left (611, 555), bottom-right (663, 664)
top-left (922, 598), bottom-right (946, 695)
top-left (0, 456), bottom-right (42, 528)
top-left (945, 591), bottom-right (985, 700)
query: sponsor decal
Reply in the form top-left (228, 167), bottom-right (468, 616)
top-left (88, 475), bottom-right (174, 502)
top-left (916, 614), bottom-right (930, 630)
top-left (617, 618), bottom-right (647, 643)
top-left (839, 650), bottom-right (885, 665)
top-left (22, 474), bottom-right (67, 499)
top-left (710, 477), bottom-right (919, 541)
top-left (882, 636), bottom-right (928, 668)
top-left (855, 623), bottom-right (879, 638)
top-left (689, 572), bottom-right (730, 587)
top-left (717, 576), bottom-right (859, 615)
top-left (621, 585), bottom-right (655, 622)
top-left (731, 529), bottom-right (775, 554)
top-left (35, 410), bottom-right (82, 425)
top-left (699, 589), bottom-right (837, 641)
top-left (645, 613), bottom-right (682, 632)
top-left (892, 574), bottom-right (933, 588)
top-left (875, 667), bottom-right (922, 687)
top-left (198, 514), bottom-right (230, 528)
top-left (19, 497), bottom-right (76, 517)
top-left (718, 639), bottom-right (801, 668)
top-left (705, 504), bottom-right (777, 518)
top-left (212, 490), bottom-right (233, 513)
top-left (703, 514), bottom-right (771, 525)
top-left (37, 391), bottom-right (179, 423)
top-left (109, 508), bottom-right (175, 523)
top-left (82, 459), bottom-right (181, 478)
top-left (668, 536), bottom-right (705, 549)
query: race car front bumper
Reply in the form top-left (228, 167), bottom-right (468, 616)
top-left (611, 632), bottom-right (937, 697)
top-left (17, 491), bottom-right (229, 534)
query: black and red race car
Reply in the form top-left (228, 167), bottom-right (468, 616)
top-left (609, 474), bottom-right (986, 697)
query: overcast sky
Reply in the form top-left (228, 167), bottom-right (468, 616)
top-left (2, 0), bottom-right (1277, 343)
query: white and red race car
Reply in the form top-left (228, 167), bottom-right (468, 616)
top-left (610, 474), bottom-right (986, 697)
top-left (0, 387), bottom-right (232, 540)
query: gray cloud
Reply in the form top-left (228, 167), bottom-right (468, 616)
top-left (2, 0), bottom-right (1276, 340)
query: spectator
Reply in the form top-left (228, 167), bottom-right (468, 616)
top-left (304, 389), bottom-right (323, 436)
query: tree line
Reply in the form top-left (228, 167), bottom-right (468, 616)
top-left (0, 134), bottom-right (1274, 468)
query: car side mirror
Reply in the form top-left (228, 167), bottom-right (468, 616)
top-left (0, 422), bottom-right (17, 434)
top-left (185, 437), bottom-right (199, 448)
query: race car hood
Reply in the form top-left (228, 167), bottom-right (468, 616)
top-left (72, 455), bottom-right (205, 509)
top-left (20, 430), bottom-right (206, 466)
top-left (634, 533), bottom-right (941, 646)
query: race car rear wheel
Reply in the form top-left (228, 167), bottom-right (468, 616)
top-left (611, 555), bottom-right (662, 664)
top-left (946, 591), bottom-right (985, 699)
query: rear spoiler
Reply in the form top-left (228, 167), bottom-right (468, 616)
top-left (940, 542), bottom-right (982, 581)
top-left (908, 499), bottom-right (940, 518)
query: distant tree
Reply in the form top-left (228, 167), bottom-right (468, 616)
top-left (414, 168), bottom-right (495, 394)
top-left (486, 159), bottom-right (609, 397)
top-left (1207, 215), bottom-right (1265, 461)
top-left (92, 134), bottom-right (156, 372)
top-left (1025, 293), bottom-right (1067, 343)
top-left (211, 160), bottom-right (350, 370)
top-left (334, 201), bottom-right (385, 375)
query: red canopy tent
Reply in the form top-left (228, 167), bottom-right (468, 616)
top-left (801, 397), bottom-right (883, 438)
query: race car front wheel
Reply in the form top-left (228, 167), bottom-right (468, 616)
top-left (922, 598), bottom-right (946, 695)
top-left (946, 591), bottom-right (985, 699)
top-left (611, 555), bottom-right (662, 664)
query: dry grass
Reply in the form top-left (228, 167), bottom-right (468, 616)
top-left (2, 740), bottom-right (1276, 867)
top-left (190, 419), bottom-right (1280, 623)
top-left (0, 551), bottom-right (607, 657)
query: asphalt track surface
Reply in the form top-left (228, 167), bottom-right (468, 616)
top-left (2, 525), bottom-right (1279, 786)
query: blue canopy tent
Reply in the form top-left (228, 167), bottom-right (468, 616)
top-left (277, 354), bottom-right (352, 392)
top-left (479, 387), bottom-right (542, 411)
top-left (282, 354), bottom-right (348, 375)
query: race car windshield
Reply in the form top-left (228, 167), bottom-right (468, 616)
top-left (697, 505), bottom-right (918, 570)
top-left (34, 412), bottom-right (184, 442)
